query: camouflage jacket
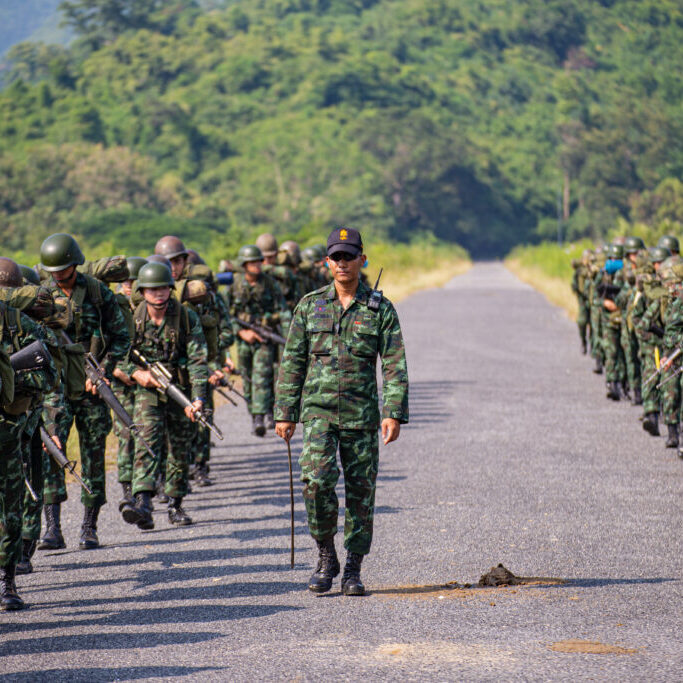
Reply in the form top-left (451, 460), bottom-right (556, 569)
top-left (661, 296), bottom-right (683, 352)
top-left (262, 264), bottom-right (303, 312)
top-left (125, 298), bottom-right (208, 402)
top-left (638, 289), bottom-right (673, 348)
top-left (274, 280), bottom-right (409, 429)
top-left (229, 272), bottom-right (291, 337)
top-left (44, 272), bottom-right (130, 378)
top-left (0, 303), bottom-right (58, 439)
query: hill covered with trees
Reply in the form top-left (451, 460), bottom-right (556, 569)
top-left (1, 0), bottom-right (682, 257)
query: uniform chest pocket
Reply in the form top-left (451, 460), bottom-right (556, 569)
top-left (308, 316), bottom-right (334, 355)
top-left (351, 317), bottom-right (379, 357)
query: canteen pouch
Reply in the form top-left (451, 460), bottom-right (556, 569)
top-left (62, 342), bottom-right (87, 400)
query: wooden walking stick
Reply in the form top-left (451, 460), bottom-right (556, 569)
top-left (287, 437), bottom-right (295, 568)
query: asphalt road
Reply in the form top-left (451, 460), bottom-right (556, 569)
top-left (1, 262), bottom-right (681, 681)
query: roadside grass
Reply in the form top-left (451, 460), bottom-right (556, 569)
top-left (505, 241), bottom-right (593, 320)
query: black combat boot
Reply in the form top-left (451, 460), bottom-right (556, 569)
top-left (252, 414), bottom-right (266, 437)
top-left (581, 338), bottom-right (587, 355)
top-left (606, 382), bottom-right (620, 401)
top-left (620, 382), bottom-right (631, 401)
top-left (37, 503), bottom-right (65, 550)
top-left (593, 357), bottom-right (603, 374)
top-left (266, 411), bottom-right (275, 429)
top-left (308, 537), bottom-right (340, 593)
top-left (665, 423), bottom-right (679, 448)
top-left (168, 498), bottom-right (193, 526)
top-left (16, 539), bottom-right (37, 575)
top-left (79, 505), bottom-right (101, 550)
top-left (0, 565), bottom-right (24, 611)
top-left (122, 492), bottom-right (154, 530)
top-left (642, 412), bottom-right (660, 437)
top-left (195, 464), bottom-right (213, 487)
top-left (631, 386), bottom-right (643, 406)
top-left (118, 482), bottom-right (134, 512)
top-left (341, 552), bottom-right (366, 596)
top-left (156, 475), bottom-right (169, 504)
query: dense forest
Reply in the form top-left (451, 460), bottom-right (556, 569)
top-left (0, 0), bottom-right (682, 257)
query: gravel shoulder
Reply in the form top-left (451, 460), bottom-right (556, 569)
top-left (1, 262), bottom-right (681, 681)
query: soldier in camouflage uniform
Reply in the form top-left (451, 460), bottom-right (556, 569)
top-left (588, 247), bottom-right (606, 374)
top-left (275, 227), bottom-right (409, 596)
top-left (111, 257), bottom-right (146, 513)
top-left (38, 234), bottom-right (130, 551)
top-left (571, 250), bottom-right (592, 354)
top-left (641, 257), bottom-right (683, 448)
top-left (230, 245), bottom-right (290, 436)
top-left (658, 235), bottom-right (680, 257)
top-left (155, 237), bottom-right (234, 485)
top-left (635, 247), bottom-right (671, 437)
top-left (121, 262), bottom-right (208, 529)
top-left (0, 258), bottom-right (58, 610)
top-left (258, 234), bottom-right (303, 322)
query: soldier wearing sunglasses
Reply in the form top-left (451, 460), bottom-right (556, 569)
top-left (274, 227), bottom-right (409, 596)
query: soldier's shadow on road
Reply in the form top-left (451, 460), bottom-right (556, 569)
top-left (0, 666), bottom-right (222, 683)
top-left (396, 379), bottom-right (467, 427)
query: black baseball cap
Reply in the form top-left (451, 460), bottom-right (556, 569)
top-left (327, 226), bottom-right (363, 257)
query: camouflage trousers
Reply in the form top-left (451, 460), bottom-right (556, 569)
top-left (21, 419), bottom-right (44, 542)
top-left (590, 301), bottom-right (604, 361)
top-left (299, 419), bottom-right (379, 555)
top-left (621, 325), bottom-right (641, 390)
top-left (660, 356), bottom-right (682, 426)
top-left (639, 341), bottom-right (660, 415)
top-left (602, 323), bottom-right (625, 383)
top-left (44, 394), bottom-right (112, 507)
top-left (0, 430), bottom-right (24, 568)
top-left (131, 388), bottom-right (193, 498)
top-left (576, 296), bottom-right (590, 344)
top-left (112, 381), bottom-right (136, 484)
top-left (237, 340), bottom-right (275, 415)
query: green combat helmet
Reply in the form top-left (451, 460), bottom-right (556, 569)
top-left (186, 249), bottom-right (206, 266)
top-left (40, 233), bottom-right (85, 272)
top-left (0, 257), bottom-right (23, 287)
top-left (301, 246), bottom-right (317, 264)
top-left (154, 235), bottom-right (188, 260)
top-left (255, 233), bottom-right (278, 258)
top-left (624, 236), bottom-right (645, 254)
top-left (607, 244), bottom-right (624, 260)
top-left (136, 262), bottom-right (174, 289)
top-left (313, 244), bottom-right (327, 262)
top-left (278, 240), bottom-right (302, 267)
top-left (146, 254), bottom-right (173, 270)
top-left (649, 246), bottom-right (671, 265)
top-left (126, 257), bottom-right (147, 281)
top-left (18, 265), bottom-right (40, 286)
top-left (237, 245), bottom-right (264, 265)
top-left (657, 235), bottom-right (680, 255)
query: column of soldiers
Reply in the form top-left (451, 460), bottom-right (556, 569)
top-left (0, 230), bottom-right (338, 611)
top-left (572, 234), bottom-right (683, 460)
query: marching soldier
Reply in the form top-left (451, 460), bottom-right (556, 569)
top-left (121, 262), bottom-right (208, 529)
top-left (38, 234), bottom-right (129, 551)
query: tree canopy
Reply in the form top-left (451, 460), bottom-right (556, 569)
top-left (1, 0), bottom-right (682, 256)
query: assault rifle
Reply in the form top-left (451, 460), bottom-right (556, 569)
top-left (235, 319), bottom-right (287, 346)
top-left (61, 332), bottom-right (159, 462)
top-left (40, 426), bottom-right (93, 495)
top-left (130, 349), bottom-right (224, 441)
top-left (596, 282), bottom-right (622, 300)
top-left (643, 347), bottom-right (683, 388)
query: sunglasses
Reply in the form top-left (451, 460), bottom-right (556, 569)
top-left (329, 252), bottom-right (359, 262)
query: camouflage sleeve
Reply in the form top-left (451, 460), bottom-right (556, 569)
top-left (273, 300), bottom-right (308, 423)
top-left (266, 279), bottom-right (292, 329)
top-left (637, 299), bottom-right (662, 344)
top-left (378, 300), bottom-right (409, 424)
top-left (185, 308), bottom-right (209, 401)
top-left (571, 269), bottom-right (579, 295)
top-left (214, 292), bottom-right (235, 358)
top-left (100, 284), bottom-right (131, 376)
top-left (16, 313), bottom-right (58, 394)
top-left (41, 326), bottom-right (66, 435)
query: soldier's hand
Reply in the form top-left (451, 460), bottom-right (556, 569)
top-left (132, 369), bottom-right (161, 390)
top-left (208, 369), bottom-right (224, 386)
top-left (603, 299), bottom-right (618, 312)
top-left (184, 400), bottom-right (203, 422)
top-left (113, 367), bottom-right (135, 387)
top-left (223, 359), bottom-right (235, 373)
top-left (276, 421), bottom-right (296, 442)
top-left (85, 377), bottom-right (106, 395)
top-left (239, 329), bottom-right (264, 344)
top-left (381, 418), bottom-right (401, 445)
top-left (51, 435), bottom-right (61, 450)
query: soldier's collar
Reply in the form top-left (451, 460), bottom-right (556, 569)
top-left (325, 280), bottom-right (370, 304)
